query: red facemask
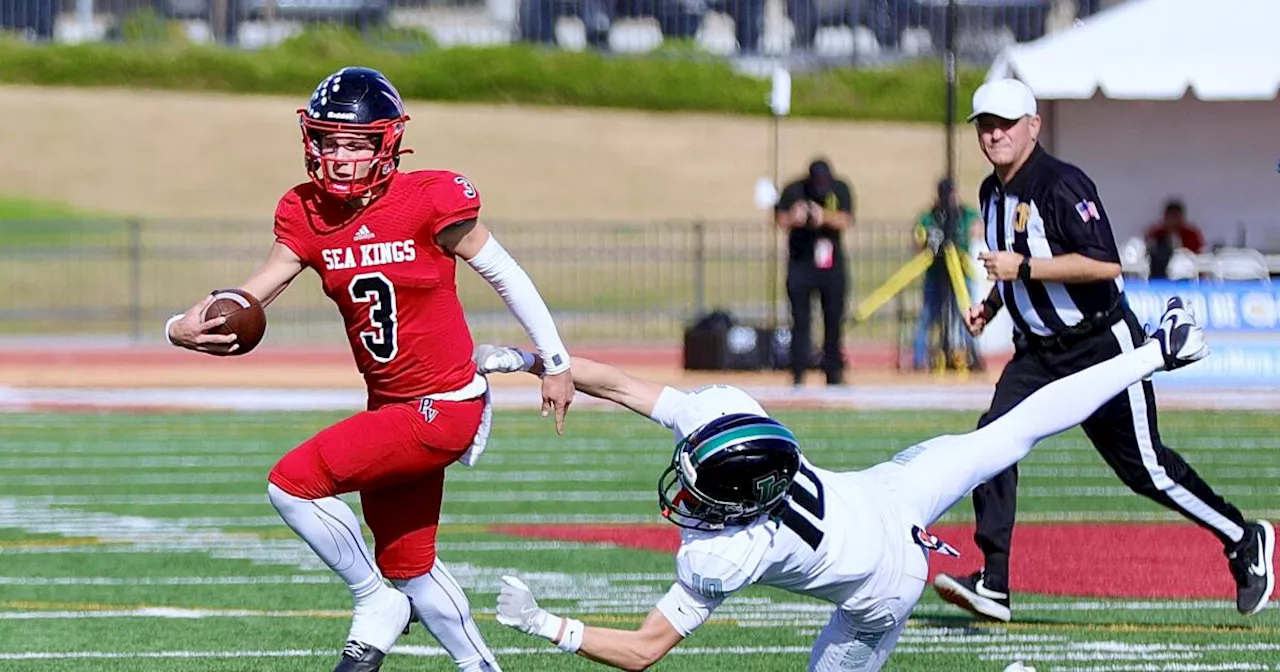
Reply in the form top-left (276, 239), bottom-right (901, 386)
top-left (297, 112), bottom-right (411, 199)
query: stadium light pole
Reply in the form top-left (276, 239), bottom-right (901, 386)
top-left (944, 0), bottom-right (957, 193)
top-left (767, 67), bottom-right (791, 331)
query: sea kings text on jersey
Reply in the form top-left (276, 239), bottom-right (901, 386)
top-left (321, 240), bottom-right (418, 271)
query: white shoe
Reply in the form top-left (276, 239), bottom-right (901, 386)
top-left (1003, 663), bottom-right (1036, 672)
top-left (345, 587), bottom-right (412, 658)
top-left (1150, 296), bottom-right (1209, 371)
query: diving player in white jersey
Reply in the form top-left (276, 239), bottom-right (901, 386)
top-left (473, 297), bottom-right (1229, 672)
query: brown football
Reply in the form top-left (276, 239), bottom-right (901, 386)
top-left (202, 288), bottom-right (266, 356)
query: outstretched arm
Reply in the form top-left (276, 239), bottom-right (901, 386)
top-left (579, 609), bottom-right (684, 671)
top-left (544, 356), bottom-right (667, 420)
top-left (475, 347), bottom-right (668, 421)
top-left (439, 219), bottom-right (575, 433)
top-left (497, 577), bottom-right (686, 671)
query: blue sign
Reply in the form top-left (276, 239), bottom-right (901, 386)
top-left (1125, 280), bottom-right (1280, 333)
top-left (1155, 339), bottom-right (1280, 388)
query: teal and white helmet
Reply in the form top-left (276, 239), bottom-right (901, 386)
top-left (657, 386), bottom-right (801, 532)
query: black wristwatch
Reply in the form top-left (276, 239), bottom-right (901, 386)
top-left (981, 297), bottom-right (1001, 321)
top-left (1017, 255), bottom-right (1033, 281)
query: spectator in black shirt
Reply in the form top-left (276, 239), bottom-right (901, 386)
top-left (774, 159), bottom-right (854, 386)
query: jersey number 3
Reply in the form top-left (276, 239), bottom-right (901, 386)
top-left (348, 272), bottom-right (398, 363)
top-left (454, 176), bottom-right (477, 199)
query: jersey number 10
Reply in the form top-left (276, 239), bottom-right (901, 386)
top-left (348, 271), bottom-right (399, 362)
top-left (777, 463), bottom-right (826, 550)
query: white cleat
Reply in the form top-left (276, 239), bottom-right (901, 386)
top-left (334, 587), bottom-right (412, 671)
top-left (472, 344), bottom-right (530, 375)
top-left (1150, 296), bottom-right (1209, 371)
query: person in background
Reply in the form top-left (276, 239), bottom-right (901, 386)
top-left (774, 159), bottom-right (855, 387)
top-left (912, 178), bottom-right (984, 370)
top-left (1145, 199), bottom-right (1205, 279)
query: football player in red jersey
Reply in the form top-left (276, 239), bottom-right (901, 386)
top-left (165, 66), bottom-right (574, 672)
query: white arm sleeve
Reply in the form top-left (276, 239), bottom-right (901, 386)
top-left (649, 387), bottom-right (688, 431)
top-left (655, 581), bottom-right (721, 638)
top-left (465, 236), bottom-right (571, 375)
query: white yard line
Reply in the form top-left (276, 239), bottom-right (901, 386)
top-left (3, 385), bottom-right (1277, 412)
top-left (10, 508), bottom-right (1280, 531)
top-left (0, 492), bottom-right (655, 506)
top-left (0, 571), bottom-right (670, 587)
top-left (0, 472), bottom-right (262, 486)
top-left (0, 579), bottom-right (1235, 617)
top-left (0, 645), bottom-right (813, 660)
top-left (3, 438), bottom-right (1278, 459)
top-left (0, 488), bottom-right (1275, 670)
top-left (3, 453), bottom-right (1274, 481)
top-left (0, 576), bottom-right (338, 587)
top-left (911, 600), bottom-right (1234, 613)
top-left (1049, 660), bottom-right (1269, 665)
top-left (20, 510), bottom-right (1280, 527)
top-left (15, 485), bottom-right (1280, 508)
top-left (0, 500), bottom-right (677, 604)
top-left (0, 634), bottom-right (1275, 667)
top-left (0, 540), bottom-right (629, 555)
top-left (0, 471), bottom-right (643, 485)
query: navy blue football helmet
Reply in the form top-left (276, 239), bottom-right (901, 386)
top-left (298, 67), bottom-right (411, 198)
top-left (658, 413), bottom-right (801, 531)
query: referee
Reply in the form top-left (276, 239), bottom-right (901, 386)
top-left (932, 79), bottom-right (1274, 622)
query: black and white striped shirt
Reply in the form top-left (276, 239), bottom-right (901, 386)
top-left (980, 145), bottom-right (1124, 338)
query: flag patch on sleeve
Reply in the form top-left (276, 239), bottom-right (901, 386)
top-left (1075, 200), bottom-right (1100, 222)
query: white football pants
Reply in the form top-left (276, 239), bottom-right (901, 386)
top-left (807, 340), bottom-right (1166, 671)
top-left (392, 560), bottom-right (502, 672)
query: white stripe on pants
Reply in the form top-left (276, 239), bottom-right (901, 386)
top-left (392, 560), bottom-right (502, 672)
top-left (1105, 321), bottom-right (1244, 543)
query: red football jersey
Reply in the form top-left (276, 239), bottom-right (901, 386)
top-left (273, 170), bottom-right (482, 406)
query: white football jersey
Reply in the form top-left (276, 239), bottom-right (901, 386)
top-left (648, 385), bottom-right (926, 637)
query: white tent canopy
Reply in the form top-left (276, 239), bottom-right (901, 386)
top-left (982, 0), bottom-right (1280, 251)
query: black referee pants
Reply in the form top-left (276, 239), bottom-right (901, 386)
top-left (971, 308), bottom-right (1249, 589)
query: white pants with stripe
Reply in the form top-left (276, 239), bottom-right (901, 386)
top-left (392, 560), bottom-right (502, 671)
top-left (807, 341), bottom-right (1168, 671)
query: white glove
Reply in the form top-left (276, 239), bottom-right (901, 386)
top-left (474, 345), bottom-right (533, 375)
top-left (496, 575), bottom-right (553, 636)
top-left (497, 575), bottom-right (586, 653)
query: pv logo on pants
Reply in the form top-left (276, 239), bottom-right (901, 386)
top-left (418, 399), bottom-right (439, 423)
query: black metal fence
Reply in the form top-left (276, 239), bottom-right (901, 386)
top-left (3, 0), bottom-right (1124, 62)
top-left (0, 217), bottom-right (933, 346)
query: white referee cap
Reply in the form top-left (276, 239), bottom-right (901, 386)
top-left (671, 384), bottom-right (769, 440)
top-left (967, 78), bottom-right (1038, 122)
